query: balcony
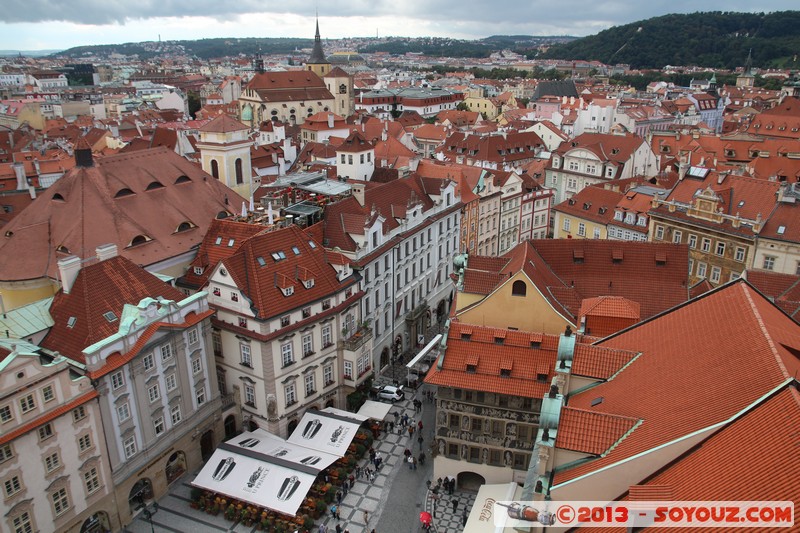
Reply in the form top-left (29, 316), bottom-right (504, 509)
top-left (342, 324), bottom-right (373, 352)
top-left (221, 393), bottom-right (236, 411)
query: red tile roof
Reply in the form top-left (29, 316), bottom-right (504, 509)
top-left (554, 280), bottom-right (800, 488)
top-left (424, 321), bottom-right (558, 398)
top-left (0, 147), bottom-right (244, 282)
top-left (41, 255), bottom-right (186, 364)
top-left (199, 114), bottom-right (249, 133)
top-left (555, 407), bottom-right (640, 455)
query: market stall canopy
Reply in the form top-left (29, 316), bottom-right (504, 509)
top-left (228, 429), bottom-right (339, 471)
top-left (286, 409), bottom-right (363, 454)
top-left (321, 406), bottom-right (369, 422)
top-left (356, 399), bottom-right (393, 421)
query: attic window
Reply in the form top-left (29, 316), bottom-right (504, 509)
top-left (611, 148), bottom-right (619, 155)
top-left (582, 202), bottom-right (591, 210)
top-left (612, 249), bottom-right (624, 263)
top-left (67, 317), bottom-right (77, 329)
top-left (282, 286), bottom-right (295, 296)
top-left (737, 200), bottom-right (745, 208)
top-left (655, 251), bottom-right (667, 265)
top-left (536, 373), bottom-right (548, 382)
top-left (216, 211), bottom-right (230, 219)
top-left (145, 181), bottom-right (165, 191)
top-left (777, 225), bottom-right (786, 235)
top-left (215, 236), bottom-right (222, 245)
top-left (303, 279), bottom-right (315, 289)
top-left (573, 249), bottom-right (585, 264)
top-left (271, 251), bottom-right (287, 261)
top-left (129, 234), bottom-right (150, 247)
top-left (114, 188), bottom-right (134, 198)
top-left (292, 246), bottom-right (301, 255)
top-left (103, 311), bottom-right (118, 323)
top-left (257, 256), bottom-right (266, 266)
top-left (531, 341), bottom-right (541, 348)
top-left (193, 266), bottom-right (204, 275)
top-left (494, 336), bottom-right (505, 345)
top-left (500, 368), bottom-right (511, 378)
top-left (175, 175), bottom-right (191, 184)
top-left (52, 193), bottom-right (65, 201)
top-left (227, 238), bottom-right (235, 247)
top-left (660, 145), bottom-right (670, 153)
top-left (461, 332), bottom-right (471, 340)
top-left (308, 240), bottom-right (317, 249)
top-left (591, 396), bottom-right (604, 407)
top-left (176, 221), bottom-right (194, 232)
top-left (56, 245), bottom-right (70, 254)
top-left (5, 231), bottom-right (13, 237)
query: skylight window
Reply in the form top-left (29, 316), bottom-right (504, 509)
top-left (591, 397), bottom-right (604, 407)
top-left (257, 256), bottom-right (266, 266)
top-left (227, 238), bottom-right (235, 247)
top-left (737, 200), bottom-right (745, 207)
top-left (103, 311), bottom-right (118, 323)
top-left (292, 246), bottom-right (301, 255)
top-left (67, 317), bottom-right (77, 328)
top-left (215, 236), bottom-right (222, 245)
top-left (777, 225), bottom-right (786, 235)
top-left (308, 241), bottom-right (317, 249)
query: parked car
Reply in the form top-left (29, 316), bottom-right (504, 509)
top-left (374, 385), bottom-right (405, 402)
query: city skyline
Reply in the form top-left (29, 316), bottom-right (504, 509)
top-left (0, 0), bottom-right (797, 52)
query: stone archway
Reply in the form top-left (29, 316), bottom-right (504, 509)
top-left (380, 346), bottom-right (390, 369)
top-left (200, 430), bottom-right (215, 462)
top-left (287, 418), bottom-right (299, 437)
top-left (224, 414), bottom-right (237, 440)
top-left (128, 478), bottom-right (153, 515)
top-left (456, 471), bottom-right (485, 492)
top-left (80, 511), bottom-right (110, 533)
top-left (165, 451), bottom-right (187, 484)
top-left (436, 299), bottom-right (447, 325)
top-left (325, 399), bottom-right (335, 408)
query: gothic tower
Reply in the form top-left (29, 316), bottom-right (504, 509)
top-left (306, 15), bottom-right (331, 78)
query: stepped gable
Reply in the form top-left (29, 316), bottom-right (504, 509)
top-left (41, 255), bottom-right (185, 364)
top-left (555, 280), bottom-right (800, 487)
top-left (219, 224), bottom-right (350, 320)
top-left (0, 147), bottom-right (244, 282)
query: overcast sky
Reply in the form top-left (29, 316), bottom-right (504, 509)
top-left (0, 0), bottom-right (797, 51)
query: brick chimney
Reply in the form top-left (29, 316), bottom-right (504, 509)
top-left (57, 255), bottom-right (82, 294)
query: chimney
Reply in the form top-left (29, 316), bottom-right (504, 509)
top-left (74, 137), bottom-right (94, 167)
top-left (12, 162), bottom-right (26, 190)
top-left (96, 243), bottom-right (118, 262)
top-left (351, 182), bottom-right (365, 206)
top-left (57, 255), bottom-right (82, 294)
top-left (327, 113), bottom-right (334, 129)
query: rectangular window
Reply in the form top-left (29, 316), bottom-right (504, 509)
top-left (166, 373), bottom-right (177, 392)
top-left (196, 386), bottom-right (206, 405)
top-left (655, 225), bottom-right (664, 240)
top-left (715, 242), bottom-right (726, 256)
top-left (302, 334), bottom-right (313, 357)
top-left (4, 475), bottom-right (21, 497)
top-left (305, 374), bottom-right (315, 396)
top-left (763, 256), bottom-right (776, 270)
top-left (322, 325), bottom-right (332, 348)
top-left (285, 383), bottom-right (297, 406)
top-left (84, 467), bottom-right (100, 494)
top-left (244, 384), bottom-right (255, 406)
top-left (123, 436), bottom-right (136, 459)
top-left (593, 227), bottom-right (601, 239)
top-left (562, 218), bottom-right (571, 232)
top-left (344, 361), bottom-right (353, 379)
top-left (673, 230), bottom-right (682, 243)
top-left (212, 330), bottom-right (222, 356)
top-left (52, 487), bottom-right (70, 516)
top-left (710, 266), bottom-right (721, 283)
top-left (117, 402), bottom-right (130, 422)
top-left (38, 423), bottom-right (53, 441)
top-left (697, 262), bottom-right (707, 278)
top-left (170, 405), bottom-right (182, 425)
top-left (147, 384), bottom-right (160, 403)
top-left (19, 394), bottom-right (35, 414)
top-left (0, 444), bottom-right (13, 463)
top-left (701, 238), bottom-right (711, 252)
top-left (187, 328), bottom-right (199, 345)
top-left (240, 344), bottom-right (252, 367)
top-left (688, 234), bottom-right (697, 248)
top-left (281, 343), bottom-right (294, 367)
top-left (78, 434), bottom-right (92, 452)
top-left (191, 358), bottom-right (202, 375)
top-left (111, 371), bottom-right (125, 390)
top-left (577, 222), bottom-right (585, 237)
top-left (42, 385), bottom-right (54, 403)
top-left (44, 451), bottom-right (60, 472)
top-left (0, 405), bottom-right (12, 423)
top-left (323, 364), bottom-right (333, 386)
top-left (143, 354), bottom-right (154, 371)
top-left (735, 247), bottom-right (745, 262)
top-left (281, 315), bottom-right (290, 327)
top-left (160, 343), bottom-right (173, 362)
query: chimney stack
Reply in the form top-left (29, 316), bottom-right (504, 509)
top-left (74, 137), bottom-right (94, 168)
top-left (95, 243), bottom-right (118, 262)
top-left (57, 255), bottom-right (82, 294)
top-left (12, 162), bottom-right (26, 190)
top-left (327, 113), bottom-right (334, 129)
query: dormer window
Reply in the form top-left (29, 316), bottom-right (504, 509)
top-left (500, 368), bottom-right (511, 378)
top-left (193, 266), bottom-right (204, 275)
top-left (304, 279), bottom-right (315, 289)
top-left (614, 210), bottom-right (624, 221)
top-left (282, 286), bottom-right (294, 296)
top-left (466, 364), bottom-right (477, 374)
top-left (494, 337), bottom-right (504, 345)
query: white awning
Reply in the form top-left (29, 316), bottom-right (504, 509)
top-left (286, 410), bottom-right (363, 454)
top-left (463, 482), bottom-right (523, 533)
top-left (228, 429), bottom-right (339, 471)
top-left (356, 399), bottom-right (393, 421)
top-left (321, 406), bottom-right (369, 422)
top-left (406, 333), bottom-right (442, 368)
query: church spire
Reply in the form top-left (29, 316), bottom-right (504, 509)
top-left (308, 12), bottom-right (327, 65)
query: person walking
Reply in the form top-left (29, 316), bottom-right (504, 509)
top-left (335, 524), bottom-right (342, 533)
top-left (452, 498), bottom-right (459, 513)
top-left (417, 435), bottom-right (424, 450)
top-left (336, 508), bottom-right (341, 521)
top-left (412, 456), bottom-right (417, 471)
top-left (330, 504), bottom-right (337, 520)
top-left (408, 425), bottom-right (415, 438)
top-left (418, 420), bottom-right (423, 431)
top-left (363, 510), bottom-right (369, 525)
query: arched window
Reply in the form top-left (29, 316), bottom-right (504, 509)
top-left (235, 158), bottom-right (243, 185)
top-left (52, 193), bottom-right (65, 201)
top-left (176, 221), bottom-right (193, 232)
top-left (115, 188), bottom-right (135, 198)
top-left (145, 181), bottom-right (164, 191)
top-left (210, 160), bottom-right (219, 179)
top-left (129, 234), bottom-right (150, 247)
top-left (175, 175), bottom-right (191, 184)
top-left (512, 280), bottom-right (527, 296)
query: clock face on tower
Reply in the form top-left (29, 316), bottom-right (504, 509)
top-left (339, 84), bottom-right (347, 95)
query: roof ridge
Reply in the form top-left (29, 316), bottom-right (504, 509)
top-left (740, 284), bottom-right (794, 381)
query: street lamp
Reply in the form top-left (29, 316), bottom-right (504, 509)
top-left (136, 493), bottom-right (159, 533)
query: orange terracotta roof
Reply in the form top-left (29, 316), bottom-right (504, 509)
top-left (554, 281), bottom-right (800, 489)
top-left (555, 407), bottom-right (640, 455)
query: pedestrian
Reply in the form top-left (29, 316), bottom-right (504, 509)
top-left (418, 435), bottom-right (424, 449)
top-left (336, 490), bottom-right (342, 504)
top-left (462, 507), bottom-right (468, 526)
top-left (419, 451), bottom-right (426, 466)
top-left (388, 420), bottom-right (394, 432)
top-left (343, 480), bottom-right (349, 496)
top-left (330, 504), bottom-right (337, 519)
top-left (426, 479), bottom-right (432, 490)
top-left (412, 456), bottom-right (417, 470)
top-left (318, 523), bottom-right (327, 533)
top-left (336, 508), bottom-right (341, 521)
top-left (408, 455), bottom-right (414, 470)
top-left (408, 425), bottom-right (415, 438)
top-left (335, 524), bottom-right (342, 533)
top-left (363, 510), bottom-right (369, 524)
top-left (393, 411), bottom-right (399, 423)
top-left (418, 420), bottom-right (423, 431)
top-left (452, 498), bottom-right (458, 512)
top-left (368, 470), bottom-right (375, 483)
top-left (404, 448), bottom-right (411, 458)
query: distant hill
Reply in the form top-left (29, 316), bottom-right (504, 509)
top-left (0, 49), bottom-right (61, 57)
top-left (539, 11), bottom-right (800, 69)
top-left (357, 35), bottom-right (575, 58)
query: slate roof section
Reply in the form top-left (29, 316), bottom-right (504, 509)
top-left (531, 80), bottom-right (579, 101)
top-left (0, 147), bottom-right (244, 282)
top-left (555, 407), bottom-right (640, 455)
top-left (41, 255), bottom-right (186, 364)
top-left (554, 280), bottom-right (800, 487)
